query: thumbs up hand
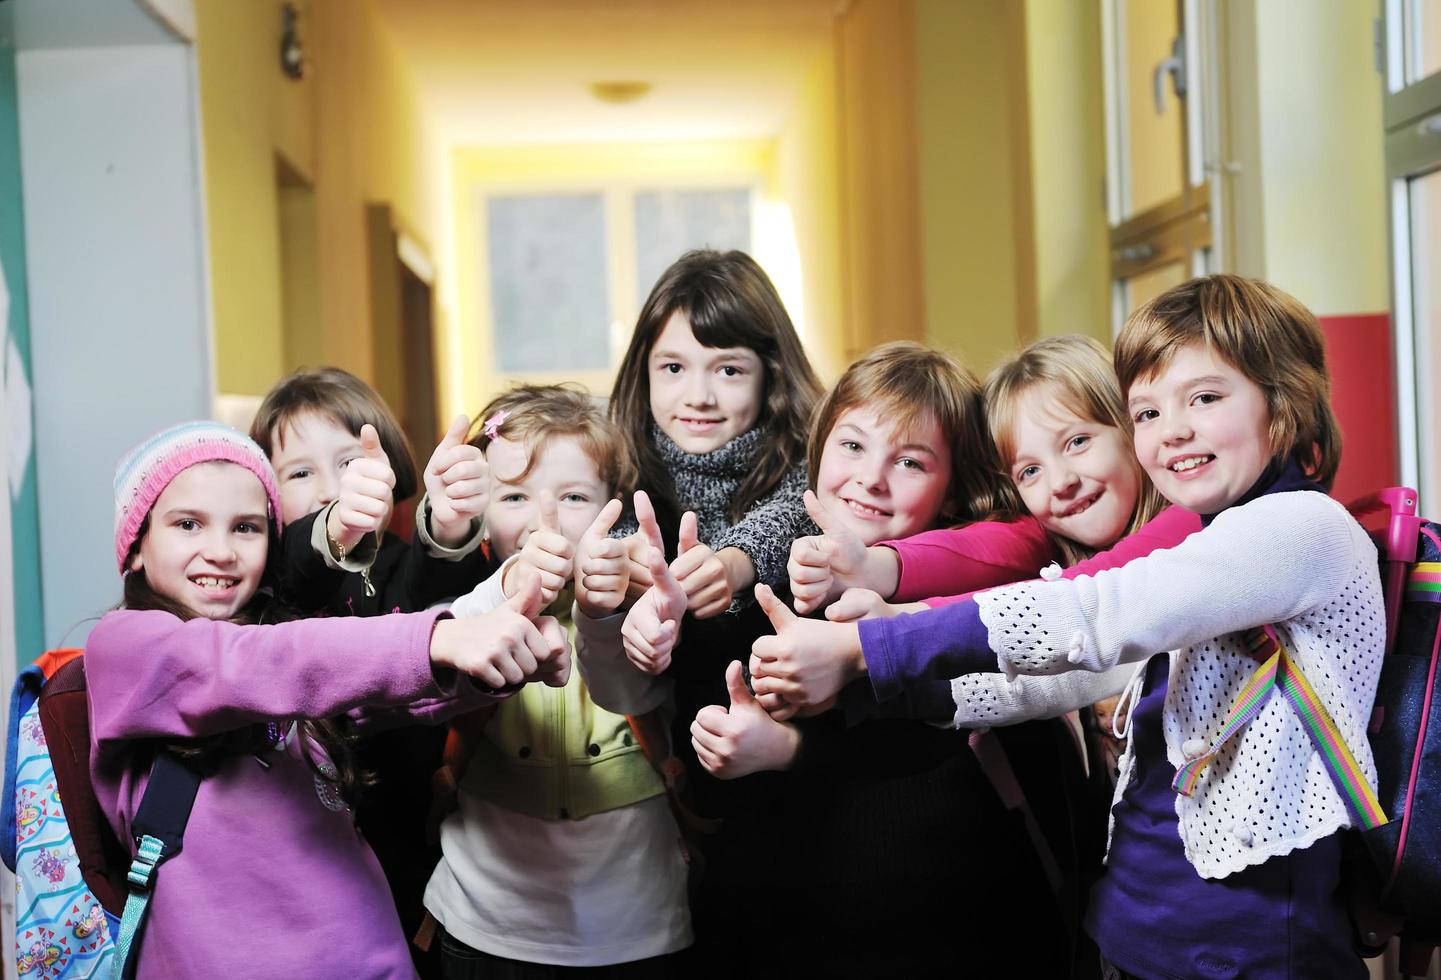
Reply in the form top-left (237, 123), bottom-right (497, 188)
top-left (575, 498), bottom-right (628, 618)
top-left (424, 415), bottom-right (488, 547)
top-left (501, 489), bottom-right (574, 609)
top-left (690, 660), bottom-right (802, 779)
top-left (328, 424), bottom-right (397, 557)
top-left (823, 588), bottom-right (915, 623)
top-left (622, 490), bottom-right (664, 602)
top-left (748, 583), bottom-right (866, 709)
top-left (788, 491), bottom-right (869, 615)
top-left (620, 545), bottom-right (687, 675)
top-left (668, 511), bottom-right (732, 619)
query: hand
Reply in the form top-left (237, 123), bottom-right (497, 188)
top-left (623, 490), bottom-right (664, 603)
top-left (754, 691), bottom-right (838, 723)
top-left (430, 576), bottom-right (554, 689)
top-left (788, 490), bottom-right (868, 615)
top-left (328, 424), bottom-right (395, 554)
top-left (424, 415), bottom-right (488, 547)
top-left (824, 588), bottom-right (914, 623)
top-left (501, 489), bottom-right (574, 608)
top-left (532, 615), bottom-right (572, 688)
top-left (749, 584), bottom-right (865, 710)
top-left (691, 661), bottom-right (801, 779)
top-left (575, 498), bottom-right (628, 618)
top-left (669, 511), bottom-right (731, 619)
top-left (621, 545), bottom-right (686, 675)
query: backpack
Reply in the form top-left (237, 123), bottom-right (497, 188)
top-left (2, 650), bottom-right (199, 979)
top-left (1345, 488), bottom-right (1441, 973)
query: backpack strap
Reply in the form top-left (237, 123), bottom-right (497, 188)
top-left (1170, 626), bottom-right (1388, 831)
top-left (114, 752), bottom-right (201, 980)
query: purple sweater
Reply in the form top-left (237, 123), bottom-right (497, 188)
top-left (86, 608), bottom-right (498, 979)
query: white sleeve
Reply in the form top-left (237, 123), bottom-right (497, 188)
top-left (950, 663), bottom-right (1136, 728)
top-left (573, 602), bottom-right (673, 715)
top-left (976, 492), bottom-right (1365, 676)
top-left (447, 556), bottom-right (516, 619)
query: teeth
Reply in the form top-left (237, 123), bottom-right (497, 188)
top-left (845, 499), bottom-right (889, 518)
top-left (1171, 456), bottom-right (1211, 472)
top-left (194, 576), bottom-right (236, 589)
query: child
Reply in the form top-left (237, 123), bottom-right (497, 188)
top-left (686, 342), bottom-right (1091, 975)
top-left (422, 386), bottom-right (691, 974)
top-left (250, 366), bottom-right (489, 617)
top-left (791, 335), bottom-right (1190, 618)
top-left (87, 421), bottom-right (566, 977)
top-left (250, 367), bottom-right (491, 970)
top-left (587, 248), bottom-right (821, 964)
top-left (751, 275), bottom-right (1381, 979)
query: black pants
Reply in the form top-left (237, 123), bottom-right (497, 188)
top-left (439, 930), bottom-right (686, 980)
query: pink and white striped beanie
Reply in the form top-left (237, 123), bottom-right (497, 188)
top-left (113, 420), bottom-right (284, 572)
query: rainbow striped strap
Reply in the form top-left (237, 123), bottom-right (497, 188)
top-left (1407, 561), bottom-right (1441, 604)
top-left (1171, 639), bottom-right (1388, 831)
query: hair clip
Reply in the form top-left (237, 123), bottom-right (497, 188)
top-left (483, 409), bottom-right (509, 440)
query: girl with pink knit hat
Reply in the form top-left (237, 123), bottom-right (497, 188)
top-left (89, 420), bottom-right (568, 978)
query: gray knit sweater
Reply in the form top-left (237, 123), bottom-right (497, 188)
top-left (616, 425), bottom-right (815, 609)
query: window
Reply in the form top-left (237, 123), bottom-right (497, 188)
top-left (482, 185), bottom-right (754, 375)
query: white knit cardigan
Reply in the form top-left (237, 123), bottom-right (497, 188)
top-left (956, 491), bottom-right (1384, 880)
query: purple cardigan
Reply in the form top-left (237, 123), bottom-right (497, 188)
top-left (85, 608), bottom-right (499, 979)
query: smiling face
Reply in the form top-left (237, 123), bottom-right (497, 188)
top-left (1008, 387), bottom-right (1141, 550)
top-left (484, 434), bottom-right (609, 563)
top-left (269, 410), bottom-right (392, 529)
top-left (1128, 342), bottom-right (1272, 515)
top-left (647, 310), bottom-right (765, 454)
top-left (814, 407), bottom-right (952, 546)
top-left (130, 461), bottom-right (270, 620)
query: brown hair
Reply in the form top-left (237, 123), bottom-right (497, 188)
top-left (1114, 274), bottom-right (1341, 489)
top-left (250, 367), bottom-right (419, 503)
top-left (807, 341), bottom-right (1019, 525)
top-left (611, 249), bottom-right (822, 531)
top-left (470, 384), bottom-right (620, 493)
top-left (987, 335), bottom-right (1167, 564)
top-left (120, 537), bottom-right (370, 805)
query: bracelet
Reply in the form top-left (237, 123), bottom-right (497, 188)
top-left (326, 518), bottom-right (347, 561)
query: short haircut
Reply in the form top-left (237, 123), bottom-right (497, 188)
top-left (249, 367), bottom-right (419, 502)
top-left (808, 340), bottom-right (1019, 524)
top-left (1114, 274), bottom-right (1341, 489)
top-left (471, 384), bottom-right (620, 493)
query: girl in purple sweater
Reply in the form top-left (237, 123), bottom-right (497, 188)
top-left (87, 422), bottom-right (568, 979)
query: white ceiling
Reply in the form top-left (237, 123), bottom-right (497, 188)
top-left (373, 0), bottom-right (838, 146)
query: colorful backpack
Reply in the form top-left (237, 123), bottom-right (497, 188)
top-left (1345, 488), bottom-right (1441, 973)
top-left (3, 650), bottom-right (199, 979)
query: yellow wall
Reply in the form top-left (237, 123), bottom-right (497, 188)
top-left (195, 0), bottom-right (445, 397)
top-left (914, 0), bottom-right (1030, 376)
top-left (775, 40), bottom-right (846, 383)
top-left (1247, 0), bottom-right (1387, 315)
top-left (1024, 0), bottom-right (1110, 342)
top-left (835, 0), bottom-right (925, 365)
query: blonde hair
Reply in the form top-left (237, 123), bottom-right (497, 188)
top-left (808, 341), bottom-right (1019, 525)
top-left (986, 335), bottom-right (1166, 564)
top-left (471, 384), bottom-right (620, 493)
top-left (1114, 274), bottom-right (1341, 489)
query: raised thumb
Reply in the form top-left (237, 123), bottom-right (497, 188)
top-left (803, 489), bottom-right (835, 533)
top-left (505, 565), bottom-right (542, 617)
top-left (678, 511), bottom-right (699, 553)
top-left (440, 414), bottom-right (469, 449)
top-left (360, 424), bottom-right (386, 461)
top-left (754, 583), bottom-right (797, 630)
top-left (725, 659), bottom-right (754, 707)
top-left (538, 488), bottom-right (559, 532)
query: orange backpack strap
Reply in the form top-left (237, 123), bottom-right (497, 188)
top-left (425, 705), bottom-right (496, 843)
top-left (626, 709), bottom-right (721, 839)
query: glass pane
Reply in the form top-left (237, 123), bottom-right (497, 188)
top-left (1121, 0), bottom-right (1185, 217)
top-left (634, 188), bottom-right (751, 302)
top-left (1122, 260), bottom-right (1188, 317)
top-left (1409, 169), bottom-right (1441, 508)
top-left (1405, 0), bottom-right (1441, 86)
top-left (486, 193), bottom-right (610, 373)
